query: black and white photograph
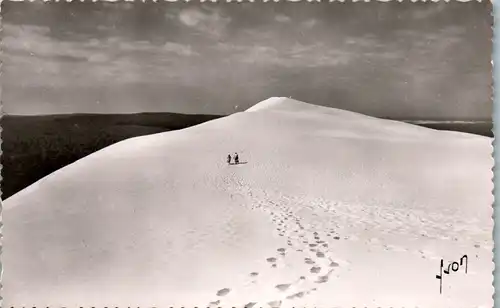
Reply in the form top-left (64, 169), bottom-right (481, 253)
top-left (1, 1), bottom-right (494, 307)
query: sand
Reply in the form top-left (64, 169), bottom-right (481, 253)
top-left (2, 97), bottom-right (494, 307)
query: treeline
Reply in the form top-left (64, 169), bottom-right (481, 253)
top-left (1, 112), bottom-right (223, 199)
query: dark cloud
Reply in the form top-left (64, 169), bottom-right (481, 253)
top-left (2, 1), bottom-right (492, 119)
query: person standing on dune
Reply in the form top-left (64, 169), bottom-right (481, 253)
top-left (227, 154), bottom-right (232, 165)
top-left (234, 152), bottom-right (239, 165)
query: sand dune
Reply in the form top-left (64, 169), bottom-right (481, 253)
top-left (2, 97), bottom-right (493, 307)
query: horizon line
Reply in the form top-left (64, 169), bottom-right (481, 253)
top-left (2, 111), bottom-right (492, 123)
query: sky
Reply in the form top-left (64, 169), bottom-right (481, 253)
top-left (2, 1), bottom-right (493, 119)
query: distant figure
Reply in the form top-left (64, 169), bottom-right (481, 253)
top-left (227, 154), bottom-right (232, 165)
top-left (234, 152), bottom-right (239, 165)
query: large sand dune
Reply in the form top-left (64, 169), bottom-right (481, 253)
top-left (2, 97), bottom-right (494, 307)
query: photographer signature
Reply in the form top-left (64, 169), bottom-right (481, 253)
top-left (435, 254), bottom-right (468, 294)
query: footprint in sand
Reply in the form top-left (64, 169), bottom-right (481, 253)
top-left (268, 300), bottom-right (282, 308)
top-left (286, 288), bottom-right (317, 300)
top-left (250, 272), bottom-right (259, 277)
top-left (286, 291), bottom-right (305, 300)
top-left (244, 302), bottom-right (257, 308)
top-left (277, 248), bottom-right (286, 253)
top-left (310, 266), bottom-right (321, 274)
top-left (305, 258), bottom-right (315, 265)
top-left (216, 288), bottom-right (231, 296)
top-left (309, 243), bottom-right (317, 247)
top-left (315, 270), bottom-right (334, 284)
top-left (275, 283), bottom-right (291, 292)
top-left (316, 251), bottom-right (326, 258)
top-left (208, 299), bottom-right (220, 307)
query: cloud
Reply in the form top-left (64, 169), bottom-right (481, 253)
top-left (87, 53), bottom-right (111, 63)
top-left (3, 24), bottom-right (90, 60)
top-left (411, 3), bottom-right (447, 20)
top-left (177, 7), bottom-right (231, 39)
top-left (344, 35), bottom-right (379, 49)
top-left (275, 14), bottom-right (291, 23)
top-left (301, 19), bottom-right (317, 29)
top-left (2, 1), bottom-right (491, 118)
top-left (2, 22), bottom-right (199, 91)
top-left (288, 44), bottom-right (353, 67)
top-left (212, 41), bottom-right (354, 69)
top-left (3, 24), bottom-right (102, 88)
top-left (163, 42), bottom-right (199, 56)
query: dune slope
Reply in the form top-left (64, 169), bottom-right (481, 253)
top-left (2, 97), bottom-right (494, 307)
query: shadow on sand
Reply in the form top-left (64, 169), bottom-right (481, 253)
top-left (229, 162), bottom-right (248, 165)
